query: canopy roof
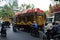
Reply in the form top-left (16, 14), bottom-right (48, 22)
top-left (15, 8), bottom-right (44, 16)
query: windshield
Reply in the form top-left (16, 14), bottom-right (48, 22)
top-left (46, 18), bottom-right (53, 23)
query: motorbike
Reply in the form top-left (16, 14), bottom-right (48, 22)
top-left (1, 26), bottom-right (7, 37)
top-left (45, 29), bottom-right (60, 40)
top-left (31, 27), bottom-right (39, 37)
top-left (1, 32), bottom-right (7, 37)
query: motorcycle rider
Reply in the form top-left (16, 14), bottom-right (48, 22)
top-left (1, 22), bottom-right (7, 37)
top-left (52, 21), bottom-right (60, 40)
top-left (31, 21), bottom-right (39, 37)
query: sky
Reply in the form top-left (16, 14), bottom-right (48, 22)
top-left (0, 0), bottom-right (13, 6)
top-left (18, 0), bottom-right (52, 11)
top-left (0, 1), bottom-right (6, 6)
top-left (0, 0), bottom-right (53, 11)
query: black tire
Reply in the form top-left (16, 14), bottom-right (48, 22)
top-left (13, 24), bottom-right (17, 32)
top-left (43, 35), bottom-right (47, 40)
top-left (1, 33), bottom-right (7, 37)
top-left (35, 32), bottom-right (39, 37)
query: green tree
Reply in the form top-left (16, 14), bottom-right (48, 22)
top-left (20, 4), bottom-right (26, 11)
top-left (54, 0), bottom-right (60, 2)
top-left (8, 0), bottom-right (19, 12)
top-left (45, 11), bottom-right (49, 17)
top-left (0, 5), bottom-right (13, 18)
top-left (12, 0), bottom-right (18, 9)
top-left (0, 0), bottom-right (19, 20)
top-left (20, 4), bottom-right (34, 12)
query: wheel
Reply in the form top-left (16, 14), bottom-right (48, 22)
top-left (36, 32), bottom-right (39, 37)
top-left (13, 24), bottom-right (17, 32)
top-left (31, 30), bottom-right (35, 36)
top-left (1, 33), bottom-right (7, 37)
top-left (13, 26), bottom-right (17, 32)
top-left (43, 35), bottom-right (47, 40)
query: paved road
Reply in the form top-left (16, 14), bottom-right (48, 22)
top-left (0, 25), bottom-right (43, 40)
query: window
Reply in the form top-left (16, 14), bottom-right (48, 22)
top-left (46, 18), bottom-right (53, 23)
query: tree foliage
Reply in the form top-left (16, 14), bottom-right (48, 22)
top-left (54, 0), bottom-right (58, 1)
top-left (12, 0), bottom-right (18, 9)
top-left (20, 4), bottom-right (34, 11)
top-left (0, 0), bottom-right (18, 18)
top-left (54, 0), bottom-right (60, 2)
top-left (0, 5), bottom-right (13, 18)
